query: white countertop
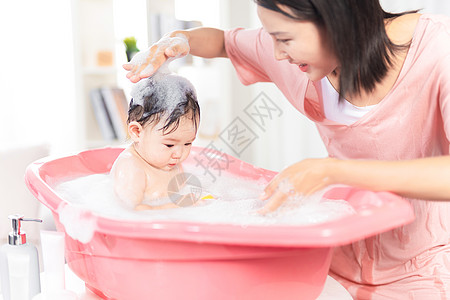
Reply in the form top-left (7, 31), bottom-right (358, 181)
top-left (0, 266), bottom-right (353, 300)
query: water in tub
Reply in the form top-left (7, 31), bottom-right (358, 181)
top-left (54, 162), bottom-right (355, 242)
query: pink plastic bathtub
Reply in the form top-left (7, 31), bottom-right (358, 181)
top-left (25, 147), bottom-right (414, 300)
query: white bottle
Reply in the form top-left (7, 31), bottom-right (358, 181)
top-left (0, 214), bottom-right (42, 300)
top-left (32, 230), bottom-right (78, 300)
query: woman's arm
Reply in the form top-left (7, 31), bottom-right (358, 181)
top-left (259, 155), bottom-right (450, 214)
top-left (182, 27), bottom-right (227, 58)
top-left (336, 156), bottom-right (450, 200)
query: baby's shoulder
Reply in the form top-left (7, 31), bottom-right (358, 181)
top-left (110, 148), bottom-right (144, 174)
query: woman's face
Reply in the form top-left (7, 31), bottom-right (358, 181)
top-left (257, 5), bottom-right (338, 81)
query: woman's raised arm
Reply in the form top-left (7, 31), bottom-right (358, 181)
top-left (123, 27), bottom-right (227, 83)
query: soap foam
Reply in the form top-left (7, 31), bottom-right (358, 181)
top-left (129, 32), bottom-right (193, 112)
top-left (57, 203), bottom-right (97, 244)
top-left (54, 163), bottom-right (355, 229)
top-left (130, 67), bottom-right (196, 116)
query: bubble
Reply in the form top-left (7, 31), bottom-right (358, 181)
top-left (129, 68), bottom-right (196, 114)
top-left (54, 163), bottom-right (356, 229)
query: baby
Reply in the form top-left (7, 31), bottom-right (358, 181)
top-left (110, 69), bottom-right (200, 210)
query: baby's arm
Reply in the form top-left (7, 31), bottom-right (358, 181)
top-left (135, 202), bottom-right (179, 210)
top-left (111, 151), bottom-right (181, 210)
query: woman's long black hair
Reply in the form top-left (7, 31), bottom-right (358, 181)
top-left (255, 0), bottom-right (418, 99)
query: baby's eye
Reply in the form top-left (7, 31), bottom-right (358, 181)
top-left (277, 39), bottom-right (291, 43)
top-left (165, 144), bottom-right (174, 148)
top-left (184, 143), bottom-right (192, 146)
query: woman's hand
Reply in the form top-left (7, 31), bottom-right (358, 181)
top-left (259, 157), bottom-right (338, 214)
top-left (123, 31), bottom-right (190, 83)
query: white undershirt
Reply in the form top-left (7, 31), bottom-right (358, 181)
top-left (321, 77), bottom-right (377, 125)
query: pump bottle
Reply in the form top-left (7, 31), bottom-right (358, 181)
top-left (0, 214), bottom-right (42, 300)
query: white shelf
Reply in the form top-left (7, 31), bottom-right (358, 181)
top-left (72, 0), bottom-right (174, 150)
top-left (72, 0), bottom-right (118, 149)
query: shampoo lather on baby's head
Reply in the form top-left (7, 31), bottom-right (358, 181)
top-left (110, 66), bottom-right (200, 211)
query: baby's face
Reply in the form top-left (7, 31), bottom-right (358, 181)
top-left (136, 116), bottom-right (197, 171)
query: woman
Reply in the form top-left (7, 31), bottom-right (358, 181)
top-left (124, 1), bottom-right (450, 298)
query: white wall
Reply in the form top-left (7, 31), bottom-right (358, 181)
top-left (380, 0), bottom-right (450, 15)
top-left (0, 0), bottom-right (77, 155)
top-left (0, 0), bottom-right (77, 242)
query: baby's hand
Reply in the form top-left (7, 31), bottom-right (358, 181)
top-left (123, 32), bottom-right (190, 83)
top-left (135, 203), bottom-right (180, 210)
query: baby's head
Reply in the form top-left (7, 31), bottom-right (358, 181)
top-left (128, 71), bottom-right (200, 171)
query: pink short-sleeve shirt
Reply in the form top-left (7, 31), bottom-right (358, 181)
top-left (225, 14), bottom-right (450, 299)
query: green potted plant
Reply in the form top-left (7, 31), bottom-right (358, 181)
top-left (123, 36), bottom-right (140, 62)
